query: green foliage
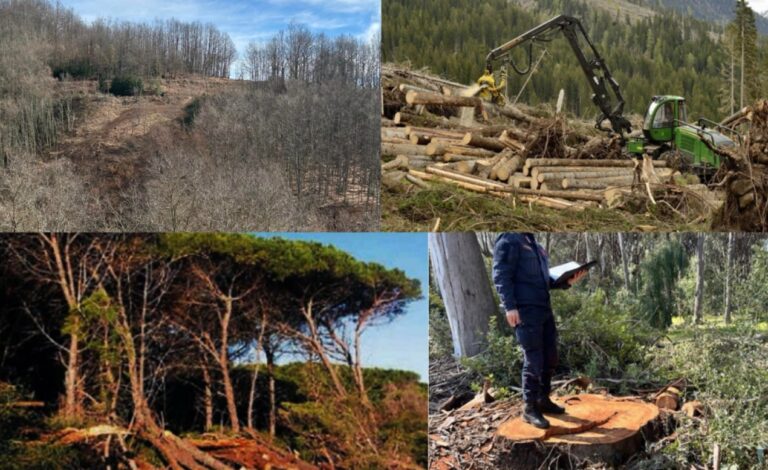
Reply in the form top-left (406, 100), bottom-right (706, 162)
top-left (143, 79), bottom-right (163, 96)
top-left (52, 60), bottom-right (95, 80)
top-left (556, 289), bottom-right (655, 386)
top-left (461, 319), bottom-right (522, 388)
top-left (97, 75), bottom-right (109, 94)
top-left (734, 244), bottom-right (768, 323)
top-left (429, 285), bottom-right (453, 359)
top-left (0, 383), bottom-right (98, 469)
top-left (109, 76), bottom-right (144, 96)
top-left (274, 362), bottom-right (427, 468)
top-left (182, 96), bottom-right (205, 127)
top-left (638, 240), bottom-right (688, 328)
top-left (652, 326), bottom-right (768, 468)
top-left (157, 233), bottom-right (422, 300)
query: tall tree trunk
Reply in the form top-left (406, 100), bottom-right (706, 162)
top-left (741, 22), bottom-right (745, 109)
top-left (724, 232), bottom-right (734, 324)
top-left (429, 233), bottom-right (496, 357)
top-left (693, 234), bottom-right (705, 324)
top-left (47, 234), bottom-right (83, 419)
top-left (201, 362), bottom-right (213, 432)
top-left (266, 349), bottom-right (277, 437)
top-left (64, 320), bottom-right (81, 418)
top-left (618, 233), bottom-right (630, 291)
top-left (219, 297), bottom-right (240, 433)
top-left (219, 354), bottom-right (239, 433)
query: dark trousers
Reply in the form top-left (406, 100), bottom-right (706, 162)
top-left (514, 306), bottom-right (558, 404)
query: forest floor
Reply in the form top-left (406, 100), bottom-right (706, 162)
top-left (383, 182), bottom-right (711, 232)
top-left (428, 317), bottom-right (768, 469)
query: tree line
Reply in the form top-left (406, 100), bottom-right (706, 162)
top-left (383, 0), bottom-right (768, 121)
top-left (430, 232), bottom-right (768, 358)
top-left (0, 234), bottom-right (425, 468)
top-left (2, 0), bottom-right (236, 79)
top-left (243, 23), bottom-right (380, 89)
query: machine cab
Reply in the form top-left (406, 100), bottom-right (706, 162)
top-left (643, 96), bottom-right (687, 143)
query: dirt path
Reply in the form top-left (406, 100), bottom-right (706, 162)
top-left (47, 77), bottom-right (236, 214)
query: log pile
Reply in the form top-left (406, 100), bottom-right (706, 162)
top-left (382, 64), bottom-right (704, 213)
top-left (715, 99), bottom-right (768, 231)
top-left (429, 392), bottom-right (674, 470)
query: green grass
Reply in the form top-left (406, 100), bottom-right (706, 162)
top-left (382, 183), bottom-right (711, 232)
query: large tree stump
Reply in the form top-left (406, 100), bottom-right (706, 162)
top-left (493, 394), bottom-right (663, 468)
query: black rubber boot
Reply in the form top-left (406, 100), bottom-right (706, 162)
top-left (538, 396), bottom-right (565, 414)
top-left (522, 403), bottom-right (550, 429)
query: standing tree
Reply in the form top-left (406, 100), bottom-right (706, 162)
top-left (693, 234), bottom-right (705, 324)
top-left (428, 232), bottom-right (496, 357)
top-left (724, 232), bottom-right (735, 324)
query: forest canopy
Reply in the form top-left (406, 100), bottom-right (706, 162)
top-left (0, 234), bottom-right (425, 469)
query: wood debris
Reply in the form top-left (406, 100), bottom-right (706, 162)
top-left (382, 64), bottom-right (722, 216)
top-left (714, 99), bottom-right (768, 231)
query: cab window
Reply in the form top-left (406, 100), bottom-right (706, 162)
top-left (678, 102), bottom-right (688, 123)
top-left (653, 102), bottom-right (674, 128)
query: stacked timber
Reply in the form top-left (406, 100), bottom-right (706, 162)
top-left (382, 63), bottom-right (713, 212)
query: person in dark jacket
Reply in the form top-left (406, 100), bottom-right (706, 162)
top-left (492, 233), bottom-right (586, 429)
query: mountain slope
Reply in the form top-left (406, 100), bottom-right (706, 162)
top-left (634, 0), bottom-right (768, 34)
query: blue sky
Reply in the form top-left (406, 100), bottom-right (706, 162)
top-left (256, 232), bottom-right (429, 382)
top-left (61, 0), bottom-right (380, 75)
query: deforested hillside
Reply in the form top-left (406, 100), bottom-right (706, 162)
top-left (0, 0), bottom-right (380, 231)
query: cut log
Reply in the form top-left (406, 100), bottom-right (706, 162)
top-left (531, 168), bottom-right (634, 183)
top-left (443, 153), bottom-right (484, 162)
top-left (405, 173), bottom-right (430, 188)
top-left (461, 133), bottom-right (507, 152)
top-left (382, 155), bottom-right (409, 171)
top-left (455, 160), bottom-right (477, 174)
top-left (655, 387), bottom-right (680, 411)
top-left (495, 394), bottom-right (662, 469)
top-left (525, 158), bottom-right (667, 169)
top-left (562, 177), bottom-right (636, 190)
top-left (445, 146), bottom-right (497, 158)
top-left (405, 90), bottom-right (481, 107)
top-left (382, 142), bottom-right (431, 157)
top-left (487, 156), bottom-right (510, 180)
top-left (425, 166), bottom-right (509, 190)
top-left (534, 168), bottom-right (635, 182)
top-left (494, 185), bottom-right (605, 202)
top-left (496, 156), bottom-right (523, 182)
top-left (499, 131), bottom-right (527, 152)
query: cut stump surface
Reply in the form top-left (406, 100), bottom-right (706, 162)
top-left (494, 394), bottom-right (662, 467)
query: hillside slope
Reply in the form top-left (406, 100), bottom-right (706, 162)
top-left (633, 0), bottom-right (768, 33)
top-left (48, 77), bottom-right (235, 212)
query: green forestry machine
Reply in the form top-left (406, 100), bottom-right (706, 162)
top-left (485, 15), bottom-right (740, 175)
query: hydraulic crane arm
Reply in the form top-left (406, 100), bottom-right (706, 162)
top-left (486, 15), bottom-right (632, 136)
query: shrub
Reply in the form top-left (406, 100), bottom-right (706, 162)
top-left (429, 286), bottom-right (453, 359)
top-left (109, 76), bottom-right (143, 96)
top-left (181, 96), bottom-right (204, 127)
top-left (461, 319), bottom-right (523, 388)
top-left (144, 78), bottom-right (163, 96)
